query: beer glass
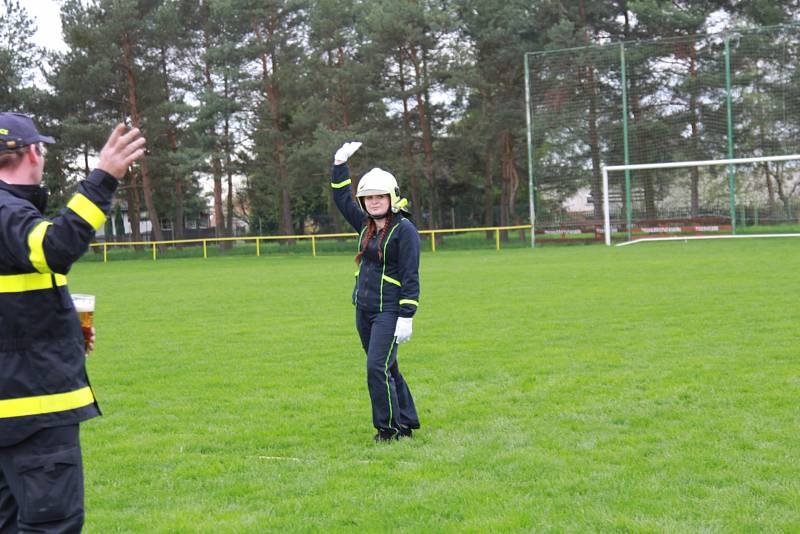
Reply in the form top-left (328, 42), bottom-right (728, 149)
top-left (71, 294), bottom-right (95, 350)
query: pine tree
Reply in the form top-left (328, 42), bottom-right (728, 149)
top-left (0, 0), bottom-right (41, 111)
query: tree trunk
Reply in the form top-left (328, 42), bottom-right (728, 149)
top-left (256, 19), bottom-right (294, 241)
top-left (174, 179), bottom-right (184, 243)
top-left (773, 164), bottom-right (791, 220)
top-left (225, 142), bottom-right (234, 237)
top-left (212, 155), bottom-right (224, 238)
top-left (325, 48), bottom-right (344, 233)
top-left (585, 64), bottom-right (603, 222)
top-left (484, 145), bottom-right (495, 238)
top-left (398, 50), bottom-right (420, 224)
top-left (122, 35), bottom-right (164, 243)
top-left (482, 92), bottom-right (496, 238)
top-left (499, 130), bottom-right (519, 241)
top-left (337, 45), bottom-right (350, 128)
top-left (160, 45), bottom-right (184, 243)
top-left (763, 163), bottom-right (776, 219)
top-left (580, 0), bottom-right (603, 221)
top-left (759, 124), bottom-right (776, 219)
top-left (328, 192), bottom-right (343, 234)
top-left (628, 76), bottom-right (656, 219)
top-left (689, 38), bottom-right (700, 218)
top-left (409, 46), bottom-right (436, 228)
top-left (125, 178), bottom-right (142, 249)
top-left (621, 5), bottom-right (656, 220)
top-left (83, 145), bottom-right (90, 176)
top-left (202, 4), bottom-right (225, 243)
top-left (224, 73), bottom-right (234, 246)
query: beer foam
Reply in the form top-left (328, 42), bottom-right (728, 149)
top-left (71, 293), bottom-right (95, 313)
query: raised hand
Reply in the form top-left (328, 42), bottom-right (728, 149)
top-left (97, 124), bottom-right (146, 179)
top-left (334, 141), bottom-right (362, 164)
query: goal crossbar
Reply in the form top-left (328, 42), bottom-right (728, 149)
top-left (602, 154), bottom-right (800, 246)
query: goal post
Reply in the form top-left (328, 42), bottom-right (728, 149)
top-left (602, 154), bottom-right (800, 246)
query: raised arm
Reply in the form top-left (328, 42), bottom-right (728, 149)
top-left (331, 142), bottom-right (367, 232)
top-left (2, 125), bottom-right (145, 274)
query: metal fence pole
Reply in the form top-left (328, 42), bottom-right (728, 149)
top-left (524, 53), bottom-right (536, 249)
top-left (725, 35), bottom-right (737, 234)
top-left (620, 42), bottom-right (632, 241)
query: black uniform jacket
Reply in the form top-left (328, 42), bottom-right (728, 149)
top-left (331, 163), bottom-right (420, 318)
top-left (0, 169), bottom-right (117, 446)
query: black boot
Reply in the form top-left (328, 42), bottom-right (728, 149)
top-left (373, 429), bottom-right (399, 442)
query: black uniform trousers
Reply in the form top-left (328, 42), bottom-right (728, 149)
top-left (356, 308), bottom-right (420, 432)
top-left (0, 425), bottom-right (84, 534)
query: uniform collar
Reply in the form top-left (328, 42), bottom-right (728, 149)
top-left (0, 180), bottom-right (49, 212)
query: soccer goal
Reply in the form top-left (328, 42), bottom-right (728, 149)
top-left (602, 154), bottom-right (800, 246)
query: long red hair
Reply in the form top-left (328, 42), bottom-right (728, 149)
top-left (356, 212), bottom-right (394, 265)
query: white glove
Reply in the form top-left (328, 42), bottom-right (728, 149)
top-left (394, 317), bottom-right (413, 344)
top-left (334, 141), bottom-right (362, 164)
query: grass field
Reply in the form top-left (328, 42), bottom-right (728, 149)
top-left (68, 238), bottom-right (800, 532)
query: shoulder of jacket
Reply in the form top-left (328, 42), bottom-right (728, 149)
top-left (390, 218), bottom-right (407, 233)
top-left (397, 218), bottom-right (419, 233)
top-left (0, 190), bottom-right (33, 212)
top-left (391, 219), bottom-right (418, 243)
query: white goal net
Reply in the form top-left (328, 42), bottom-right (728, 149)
top-left (602, 155), bottom-right (800, 245)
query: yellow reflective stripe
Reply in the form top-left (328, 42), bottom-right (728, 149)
top-left (399, 299), bottom-right (419, 307)
top-left (0, 272), bottom-right (67, 293)
top-left (0, 386), bottom-right (95, 419)
top-left (27, 220), bottom-right (53, 273)
top-left (354, 270), bottom-right (359, 277)
top-left (67, 193), bottom-right (106, 230)
top-left (382, 274), bottom-right (401, 286)
top-left (357, 227), bottom-right (366, 251)
top-left (331, 179), bottom-right (352, 189)
top-left (383, 335), bottom-right (395, 429)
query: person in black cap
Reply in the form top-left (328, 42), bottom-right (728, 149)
top-left (0, 112), bottom-right (145, 533)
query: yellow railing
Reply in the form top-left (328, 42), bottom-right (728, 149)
top-left (88, 224), bottom-right (534, 262)
top-left (421, 224), bottom-right (532, 252)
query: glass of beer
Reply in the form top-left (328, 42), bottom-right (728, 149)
top-left (71, 294), bottom-right (95, 350)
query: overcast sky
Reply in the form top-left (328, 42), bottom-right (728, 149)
top-left (19, 0), bottom-right (67, 52)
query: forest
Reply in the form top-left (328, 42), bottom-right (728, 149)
top-left (1, 0), bottom-right (798, 240)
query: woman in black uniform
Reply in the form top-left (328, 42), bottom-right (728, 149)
top-left (331, 142), bottom-right (421, 442)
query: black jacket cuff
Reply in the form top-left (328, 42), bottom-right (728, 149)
top-left (86, 169), bottom-right (119, 194)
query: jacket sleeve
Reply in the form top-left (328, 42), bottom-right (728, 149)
top-left (331, 163), bottom-right (366, 232)
top-left (397, 219), bottom-right (420, 318)
top-left (15, 169), bottom-right (118, 275)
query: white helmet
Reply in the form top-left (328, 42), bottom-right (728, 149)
top-left (356, 168), bottom-right (409, 214)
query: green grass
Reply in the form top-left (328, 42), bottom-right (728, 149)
top-left (68, 239), bottom-right (800, 532)
top-left (740, 223), bottom-right (800, 234)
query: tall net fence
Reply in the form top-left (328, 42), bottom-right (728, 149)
top-left (526, 25), bottom-right (800, 236)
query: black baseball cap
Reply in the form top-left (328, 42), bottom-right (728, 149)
top-left (0, 112), bottom-right (56, 152)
